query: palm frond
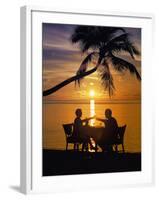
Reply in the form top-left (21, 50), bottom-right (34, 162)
top-left (99, 27), bottom-right (126, 38)
top-left (71, 26), bottom-right (127, 53)
top-left (71, 26), bottom-right (100, 52)
top-left (131, 44), bottom-right (140, 55)
top-left (106, 33), bottom-right (140, 59)
top-left (98, 60), bottom-right (115, 96)
top-left (107, 33), bottom-right (130, 44)
top-left (124, 38), bottom-right (140, 58)
top-left (77, 52), bottom-right (96, 73)
top-left (110, 54), bottom-right (141, 80)
top-left (75, 52), bottom-right (97, 86)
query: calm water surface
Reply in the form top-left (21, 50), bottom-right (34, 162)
top-left (43, 102), bottom-right (141, 152)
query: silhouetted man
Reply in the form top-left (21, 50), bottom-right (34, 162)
top-left (96, 109), bottom-right (118, 152)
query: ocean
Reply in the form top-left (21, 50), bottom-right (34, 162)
top-left (43, 102), bottom-right (141, 152)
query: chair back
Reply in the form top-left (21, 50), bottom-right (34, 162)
top-left (63, 124), bottom-right (73, 137)
top-left (118, 125), bottom-right (127, 143)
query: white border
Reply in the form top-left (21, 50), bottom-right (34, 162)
top-left (20, 6), bottom-right (154, 194)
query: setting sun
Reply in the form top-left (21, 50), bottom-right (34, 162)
top-left (89, 90), bottom-right (95, 98)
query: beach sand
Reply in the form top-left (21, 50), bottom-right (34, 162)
top-left (43, 149), bottom-right (141, 176)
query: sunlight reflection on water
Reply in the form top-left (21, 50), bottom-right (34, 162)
top-left (90, 99), bottom-right (95, 126)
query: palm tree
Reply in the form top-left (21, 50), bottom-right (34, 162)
top-left (43, 26), bottom-right (141, 96)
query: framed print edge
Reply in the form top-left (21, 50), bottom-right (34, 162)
top-left (20, 5), bottom-right (154, 194)
top-left (20, 6), bottom-right (32, 194)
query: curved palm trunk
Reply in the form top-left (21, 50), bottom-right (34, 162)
top-left (43, 66), bottom-right (98, 96)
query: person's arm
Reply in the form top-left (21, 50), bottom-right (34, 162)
top-left (96, 117), bottom-right (105, 123)
top-left (81, 116), bottom-right (95, 122)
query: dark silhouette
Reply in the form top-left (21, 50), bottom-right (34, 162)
top-left (114, 125), bottom-right (127, 153)
top-left (43, 149), bottom-right (141, 176)
top-left (63, 110), bottom-right (127, 153)
top-left (96, 109), bottom-right (118, 152)
top-left (43, 26), bottom-right (141, 96)
top-left (43, 67), bottom-right (97, 96)
top-left (63, 123), bottom-right (89, 151)
top-left (73, 108), bottom-right (96, 151)
top-left (63, 123), bottom-right (76, 150)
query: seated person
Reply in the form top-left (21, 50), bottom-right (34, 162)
top-left (96, 109), bottom-right (118, 152)
top-left (73, 108), bottom-right (95, 150)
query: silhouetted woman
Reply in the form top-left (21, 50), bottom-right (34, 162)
top-left (73, 108), bottom-right (95, 150)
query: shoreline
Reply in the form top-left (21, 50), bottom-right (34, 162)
top-left (43, 149), bottom-right (141, 176)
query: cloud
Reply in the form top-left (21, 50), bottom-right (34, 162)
top-left (43, 23), bottom-right (75, 43)
top-left (43, 46), bottom-right (81, 62)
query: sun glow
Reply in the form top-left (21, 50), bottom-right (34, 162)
top-left (89, 90), bottom-right (95, 98)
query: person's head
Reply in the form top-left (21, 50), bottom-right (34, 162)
top-left (75, 108), bottom-right (82, 118)
top-left (105, 109), bottom-right (112, 119)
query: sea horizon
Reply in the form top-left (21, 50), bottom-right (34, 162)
top-left (43, 99), bottom-right (141, 105)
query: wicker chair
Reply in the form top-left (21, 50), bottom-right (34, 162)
top-left (115, 125), bottom-right (127, 153)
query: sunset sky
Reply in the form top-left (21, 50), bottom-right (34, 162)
top-left (42, 23), bottom-right (141, 102)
